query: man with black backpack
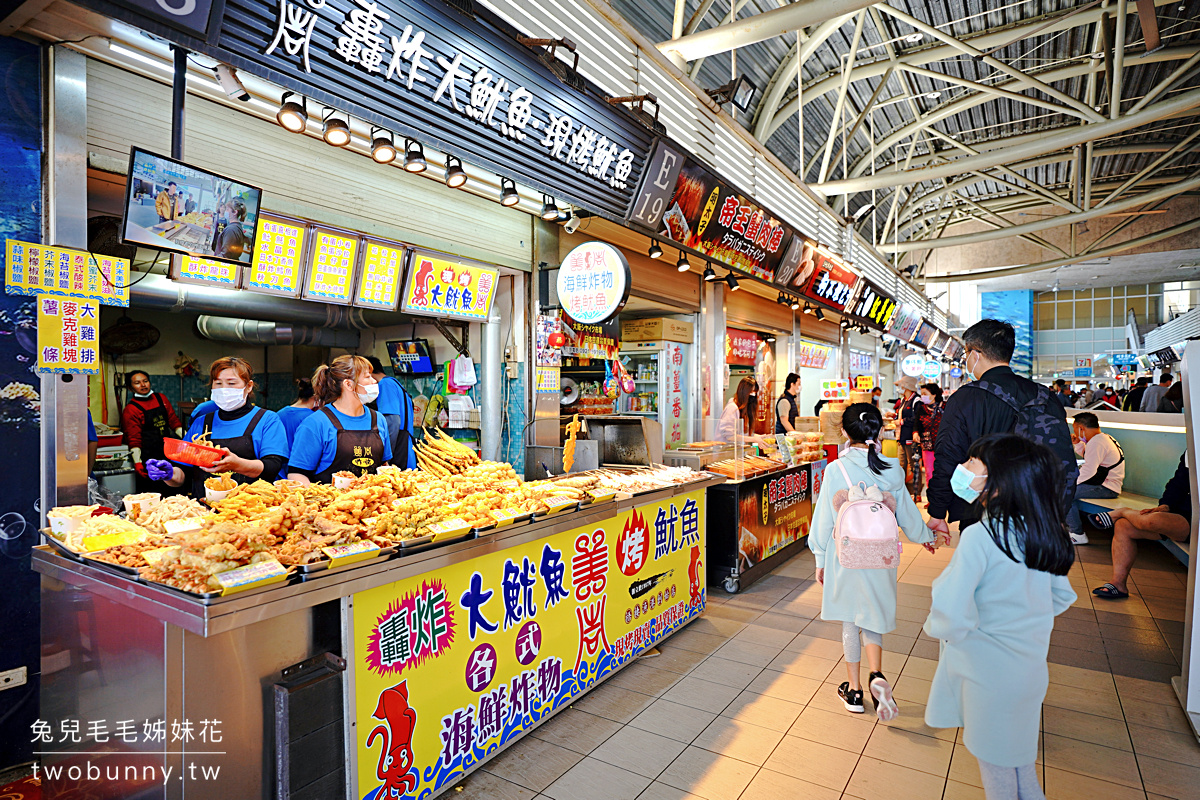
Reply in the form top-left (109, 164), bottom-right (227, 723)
top-left (927, 319), bottom-right (1079, 539)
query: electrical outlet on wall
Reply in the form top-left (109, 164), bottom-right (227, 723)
top-left (0, 666), bottom-right (27, 690)
top-left (506, 363), bottom-right (518, 379)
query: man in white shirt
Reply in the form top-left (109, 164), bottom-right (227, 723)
top-left (1140, 373), bottom-right (1172, 412)
top-left (1067, 412), bottom-right (1125, 544)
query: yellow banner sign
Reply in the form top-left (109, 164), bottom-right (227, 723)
top-left (246, 216), bottom-right (306, 295)
top-left (174, 254), bottom-right (240, 287)
top-left (304, 228), bottom-right (357, 304)
top-left (401, 252), bottom-right (498, 322)
top-left (356, 240), bottom-right (405, 310)
top-left (351, 489), bottom-right (707, 800)
top-left (36, 296), bottom-right (100, 374)
top-left (6, 239), bottom-right (129, 307)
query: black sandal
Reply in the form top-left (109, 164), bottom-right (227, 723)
top-left (1092, 583), bottom-right (1129, 599)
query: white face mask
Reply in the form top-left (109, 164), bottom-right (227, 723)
top-left (966, 351), bottom-right (981, 380)
top-left (211, 387), bottom-right (246, 412)
top-left (357, 383), bottom-right (380, 404)
top-left (134, 391), bottom-right (152, 399)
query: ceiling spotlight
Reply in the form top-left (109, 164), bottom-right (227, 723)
top-left (215, 64), bottom-right (250, 101)
top-left (790, 296), bottom-right (800, 310)
top-left (840, 319), bottom-right (851, 328)
top-left (541, 195), bottom-right (559, 221)
top-left (276, 91), bottom-right (308, 133)
top-left (500, 178), bottom-right (519, 207)
top-left (648, 242), bottom-right (663, 259)
top-left (926, 91), bottom-right (941, 99)
top-left (803, 303), bottom-right (815, 315)
top-left (445, 155), bottom-right (467, 188)
top-left (852, 203), bottom-right (876, 222)
top-left (321, 109), bottom-right (351, 147)
top-left (815, 308), bottom-right (825, 322)
top-left (676, 252), bottom-right (690, 272)
top-left (702, 263), bottom-right (717, 282)
top-left (766, 335), bottom-right (776, 342)
top-left (906, 32), bottom-right (924, 43)
top-left (725, 272), bottom-right (740, 291)
top-left (404, 139), bottom-right (427, 173)
top-left (706, 74), bottom-right (758, 111)
top-left (370, 127), bottom-right (396, 164)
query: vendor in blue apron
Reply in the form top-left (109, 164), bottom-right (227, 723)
top-left (287, 354), bottom-right (393, 484)
top-left (145, 356), bottom-right (290, 497)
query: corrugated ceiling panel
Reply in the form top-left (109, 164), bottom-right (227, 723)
top-left (637, 59), bottom-right (705, 155)
top-left (754, 154), bottom-right (821, 236)
top-left (713, 124), bottom-right (756, 193)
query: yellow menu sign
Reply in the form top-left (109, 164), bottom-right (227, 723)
top-left (6, 239), bottom-right (129, 307)
top-left (304, 228), bottom-right (357, 304)
top-left (173, 254), bottom-right (240, 287)
top-left (401, 251), bottom-right (498, 322)
top-left (355, 240), bottom-right (405, 310)
top-left (36, 296), bottom-right (100, 374)
top-left (246, 215), bottom-right (306, 296)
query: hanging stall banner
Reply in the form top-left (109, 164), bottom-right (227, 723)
top-left (5, 239), bottom-right (129, 307)
top-left (796, 341), bottom-right (831, 369)
top-left (535, 315), bottom-right (562, 368)
top-left (36, 296), bottom-right (100, 374)
top-left (303, 227), bottom-right (358, 304)
top-left (557, 242), bottom-right (631, 325)
top-left (924, 361), bottom-right (943, 380)
top-left (560, 314), bottom-right (618, 360)
top-left (845, 278), bottom-right (897, 331)
top-left (887, 303), bottom-right (923, 342)
top-left (793, 245), bottom-right (858, 312)
top-left (725, 327), bottom-right (758, 367)
top-left (350, 490), bottom-right (708, 800)
top-left (354, 239), bottom-right (406, 310)
top-left (912, 321), bottom-right (938, 349)
top-left (246, 215), bottom-right (307, 297)
top-left (402, 251), bottom-right (499, 322)
top-left (663, 341), bottom-right (688, 449)
top-left (942, 339), bottom-right (964, 361)
top-left (631, 145), bottom-right (794, 279)
top-left (170, 254), bottom-right (242, 288)
top-left (849, 351), bottom-right (873, 374)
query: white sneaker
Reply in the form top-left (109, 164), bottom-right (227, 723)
top-left (1069, 532), bottom-right (1089, 545)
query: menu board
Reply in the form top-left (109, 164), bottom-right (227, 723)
top-left (849, 351), bottom-right (874, 374)
top-left (171, 254), bottom-right (241, 288)
top-left (5, 239), bottom-right (129, 307)
top-left (303, 227), bottom-right (358, 304)
top-left (36, 296), bottom-right (100, 374)
top-left (726, 327), bottom-right (758, 366)
top-left (796, 249), bottom-right (858, 312)
top-left (846, 279), bottom-right (897, 331)
top-left (887, 303), bottom-right (923, 342)
top-left (246, 215), bottom-right (307, 297)
top-left (913, 321), bottom-right (938, 348)
top-left (797, 341), bottom-right (831, 369)
top-left (354, 239), bottom-right (405, 310)
top-left (401, 251), bottom-right (498, 322)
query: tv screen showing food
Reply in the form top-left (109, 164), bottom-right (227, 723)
top-left (121, 148), bottom-right (263, 266)
top-left (386, 339), bottom-right (435, 375)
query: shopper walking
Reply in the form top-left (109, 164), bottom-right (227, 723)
top-left (913, 383), bottom-right (944, 498)
top-left (925, 433), bottom-right (1076, 800)
top-left (1158, 381), bottom-right (1184, 413)
top-left (894, 378), bottom-right (923, 501)
top-left (1140, 373), bottom-right (1172, 412)
top-left (809, 404), bottom-right (945, 720)
top-left (1123, 377), bottom-right (1150, 411)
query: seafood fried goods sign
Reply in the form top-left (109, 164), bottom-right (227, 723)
top-left (557, 242), bottom-right (630, 324)
top-left (351, 490), bottom-right (706, 799)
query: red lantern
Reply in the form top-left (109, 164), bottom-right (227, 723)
top-left (548, 331), bottom-right (566, 348)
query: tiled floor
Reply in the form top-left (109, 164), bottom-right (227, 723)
top-left (451, 529), bottom-right (1199, 800)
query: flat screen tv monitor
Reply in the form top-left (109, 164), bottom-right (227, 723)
top-left (121, 147), bottom-right (263, 266)
top-left (387, 339), bottom-right (435, 375)
top-left (912, 321), bottom-right (937, 349)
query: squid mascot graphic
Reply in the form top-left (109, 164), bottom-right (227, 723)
top-left (688, 544), bottom-right (703, 607)
top-left (366, 681), bottom-right (418, 798)
top-left (409, 259), bottom-right (434, 308)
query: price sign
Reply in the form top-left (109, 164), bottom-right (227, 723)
top-left (215, 558), bottom-right (288, 595)
top-left (354, 239), bottom-right (405, 310)
top-left (36, 297), bottom-right (100, 374)
top-left (428, 518), bottom-right (471, 540)
top-left (303, 227), bottom-right (358, 304)
top-left (6, 239), bottom-right (129, 306)
top-left (246, 215), bottom-right (306, 297)
top-left (855, 375), bottom-right (875, 391)
top-left (171, 254), bottom-right (241, 288)
top-left (543, 496), bottom-right (578, 515)
top-left (322, 540), bottom-right (382, 568)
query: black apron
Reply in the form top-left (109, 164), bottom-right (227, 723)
top-left (315, 406), bottom-right (385, 483)
top-left (1082, 434), bottom-right (1125, 486)
top-left (774, 392), bottom-right (799, 434)
top-left (191, 408), bottom-right (266, 498)
top-left (133, 394), bottom-right (172, 462)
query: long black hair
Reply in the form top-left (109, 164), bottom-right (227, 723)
top-left (967, 433), bottom-right (1074, 575)
top-left (842, 402), bottom-right (891, 475)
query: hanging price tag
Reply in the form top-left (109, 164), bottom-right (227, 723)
top-left (585, 489), bottom-right (617, 504)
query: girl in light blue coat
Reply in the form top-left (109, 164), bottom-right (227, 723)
top-left (925, 433), bottom-right (1077, 800)
top-left (810, 404), bottom-right (946, 719)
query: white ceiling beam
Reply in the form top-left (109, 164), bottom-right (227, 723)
top-left (751, 14), bottom-right (853, 140)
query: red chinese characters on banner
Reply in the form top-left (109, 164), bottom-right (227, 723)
top-left (725, 328), bottom-right (758, 367)
top-left (796, 342), bottom-right (831, 370)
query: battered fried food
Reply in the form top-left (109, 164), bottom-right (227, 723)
top-left (205, 473), bottom-right (237, 492)
top-left (563, 414), bottom-right (581, 473)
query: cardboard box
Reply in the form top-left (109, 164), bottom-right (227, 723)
top-left (621, 318), bottom-right (694, 344)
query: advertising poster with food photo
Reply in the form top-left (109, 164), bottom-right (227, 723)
top-left (735, 465), bottom-right (813, 570)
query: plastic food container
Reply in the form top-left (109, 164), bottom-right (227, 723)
top-left (205, 486), bottom-right (232, 504)
top-left (333, 473), bottom-right (356, 490)
top-left (97, 433), bottom-right (124, 448)
top-left (122, 493), bottom-right (161, 519)
top-left (48, 514), bottom-right (85, 538)
top-left (163, 437), bottom-right (225, 467)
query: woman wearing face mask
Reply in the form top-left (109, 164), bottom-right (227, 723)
top-left (716, 376), bottom-right (767, 446)
top-left (120, 370), bottom-right (183, 493)
top-left (912, 383), bottom-right (944, 502)
top-left (286, 355), bottom-right (393, 484)
top-left (145, 357), bottom-right (290, 496)
top-left (925, 434), bottom-right (1076, 800)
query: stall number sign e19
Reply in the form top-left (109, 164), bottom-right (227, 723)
top-left (558, 242), bottom-right (631, 324)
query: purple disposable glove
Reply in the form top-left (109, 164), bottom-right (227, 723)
top-left (146, 459), bottom-right (174, 482)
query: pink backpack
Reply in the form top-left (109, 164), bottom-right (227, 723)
top-left (831, 459), bottom-right (902, 569)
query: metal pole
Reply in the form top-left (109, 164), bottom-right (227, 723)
top-left (819, 12), bottom-right (865, 184)
top-left (1111, 0), bottom-right (1128, 119)
top-left (172, 45), bottom-right (187, 160)
top-left (482, 317), bottom-right (502, 462)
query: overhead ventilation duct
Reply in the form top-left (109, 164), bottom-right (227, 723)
top-left (195, 316), bottom-right (361, 348)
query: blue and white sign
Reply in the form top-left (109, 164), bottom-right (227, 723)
top-left (923, 361), bottom-right (942, 379)
top-left (1075, 367), bottom-right (1093, 378)
top-left (950, 367), bottom-right (963, 378)
top-left (1111, 353), bottom-right (1138, 365)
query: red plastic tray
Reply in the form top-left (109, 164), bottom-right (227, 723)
top-left (163, 437), bottom-right (225, 467)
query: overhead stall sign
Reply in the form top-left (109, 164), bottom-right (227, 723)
top-left (795, 246), bottom-right (858, 312)
top-left (303, 227), bottom-right (359, 304)
top-left (36, 297), bottom-right (100, 374)
top-left (401, 251), bottom-right (498, 322)
top-left (206, 0), bottom-right (652, 220)
top-left (888, 303), bottom-right (923, 342)
top-left (557, 242), bottom-right (631, 325)
top-left (5, 240), bottom-right (129, 307)
top-left (845, 278), bottom-right (897, 331)
top-left (246, 214), bottom-right (307, 297)
top-left (355, 239), bottom-right (406, 310)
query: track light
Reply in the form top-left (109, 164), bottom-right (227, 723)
top-left (404, 139), bottom-right (427, 173)
top-left (776, 293), bottom-right (787, 305)
top-left (541, 195), bottom-right (559, 221)
top-left (648, 242), bottom-right (663, 259)
top-left (815, 308), bottom-right (825, 321)
top-left (702, 264), bottom-right (717, 282)
top-left (500, 178), bottom-right (519, 207)
top-left (840, 319), bottom-right (851, 328)
top-left (804, 304), bottom-right (815, 315)
top-left (276, 92), bottom-right (307, 133)
top-left (370, 127), bottom-right (396, 163)
top-left (790, 296), bottom-right (800, 310)
top-left (676, 252), bottom-right (690, 272)
top-left (444, 155), bottom-right (468, 188)
top-left (321, 109), bottom-right (351, 147)
top-left (215, 64), bottom-right (250, 101)
top-left (725, 272), bottom-right (740, 291)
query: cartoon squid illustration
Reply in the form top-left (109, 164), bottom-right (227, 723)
top-left (409, 259), bottom-right (434, 307)
top-left (366, 681), bottom-right (418, 798)
top-left (688, 545), bottom-right (704, 607)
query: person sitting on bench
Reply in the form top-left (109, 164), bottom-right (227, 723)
top-left (1067, 412), bottom-right (1125, 545)
top-left (1088, 452), bottom-right (1191, 598)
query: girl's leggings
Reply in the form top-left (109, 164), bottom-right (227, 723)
top-left (978, 760), bottom-right (1045, 800)
top-left (841, 621), bottom-right (883, 662)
